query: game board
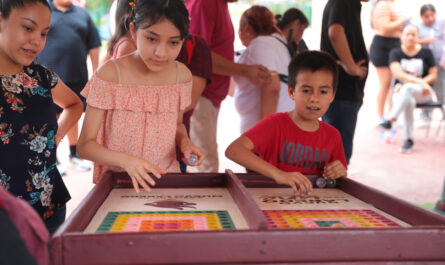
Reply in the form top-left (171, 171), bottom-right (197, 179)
top-left (264, 209), bottom-right (401, 229)
top-left (97, 211), bottom-right (235, 232)
top-left (52, 172), bottom-right (445, 265)
top-left (248, 187), bottom-right (410, 227)
top-left (84, 188), bottom-right (249, 233)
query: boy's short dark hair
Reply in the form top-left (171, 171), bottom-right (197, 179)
top-left (288, 50), bottom-right (338, 92)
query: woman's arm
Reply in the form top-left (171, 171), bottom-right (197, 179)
top-left (260, 73), bottom-right (280, 118)
top-left (51, 81), bottom-right (83, 144)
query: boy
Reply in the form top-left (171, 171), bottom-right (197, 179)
top-left (225, 51), bottom-right (347, 195)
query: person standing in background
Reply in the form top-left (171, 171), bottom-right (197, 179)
top-left (369, 0), bottom-right (410, 123)
top-left (320, 0), bottom-right (369, 165)
top-left (276, 7), bottom-right (310, 56)
top-left (417, 4), bottom-right (444, 123)
top-left (186, 0), bottom-right (270, 173)
top-left (234, 6), bottom-right (308, 134)
top-left (36, 0), bottom-right (101, 173)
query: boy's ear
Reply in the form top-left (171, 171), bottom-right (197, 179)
top-left (288, 86), bottom-right (294, 99)
top-left (330, 90), bottom-right (336, 103)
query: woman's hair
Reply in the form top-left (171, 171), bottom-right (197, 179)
top-left (240, 5), bottom-right (278, 36)
top-left (276, 8), bottom-right (308, 30)
top-left (0, 0), bottom-right (50, 19)
top-left (420, 4), bottom-right (435, 16)
top-left (288, 51), bottom-right (339, 92)
top-left (107, 0), bottom-right (133, 56)
top-left (128, 0), bottom-right (189, 40)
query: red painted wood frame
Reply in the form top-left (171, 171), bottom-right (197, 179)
top-left (51, 170), bottom-right (445, 265)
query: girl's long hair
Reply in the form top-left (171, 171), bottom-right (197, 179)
top-left (107, 0), bottom-right (133, 57)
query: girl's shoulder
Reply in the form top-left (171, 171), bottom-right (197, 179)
top-left (95, 59), bottom-right (121, 83)
top-left (176, 61), bottom-right (192, 84)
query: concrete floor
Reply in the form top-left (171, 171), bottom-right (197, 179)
top-left (59, 63), bottom-right (445, 218)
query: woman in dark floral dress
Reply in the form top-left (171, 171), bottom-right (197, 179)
top-left (0, 0), bottom-right (83, 234)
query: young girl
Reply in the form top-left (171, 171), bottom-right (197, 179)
top-left (78, 0), bottom-right (204, 193)
top-left (100, 0), bottom-right (136, 64)
top-left (0, 0), bottom-right (83, 234)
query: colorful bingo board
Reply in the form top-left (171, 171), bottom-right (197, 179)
top-left (97, 211), bottom-right (235, 232)
top-left (248, 187), bottom-right (410, 228)
top-left (84, 188), bottom-right (249, 233)
top-left (264, 209), bottom-right (401, 229)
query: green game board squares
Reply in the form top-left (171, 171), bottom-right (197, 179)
top-left (315, 220), bottom-right (342, 227)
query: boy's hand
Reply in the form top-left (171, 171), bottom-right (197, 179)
top-left (273, 171), bottom-right (313, 196)
top-left (122, 156), bottom-right (166, 193)
top-left (323, 160), bottom-right (347, 179)
top-left (181, 143), bottom-right (205, 166)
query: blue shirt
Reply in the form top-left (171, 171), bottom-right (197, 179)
top-left (37, 2), bottom-right (101, 83)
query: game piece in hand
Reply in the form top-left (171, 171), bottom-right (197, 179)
top-left (189, 154), bottom-right (198, 165)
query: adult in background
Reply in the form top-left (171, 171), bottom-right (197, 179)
top-left (36, 0), bottom-right (101, 173)
top-left (320, 0), bottom-right (369, 165)
top-left (186, 0), bottom-right (270, 172)
top-left (276, 7), bottom-right (309, 56)
top-left (417, 4), bottom-right (445, 122)
top-left (379, 25), bottom-right (437, 153)
top-left (234, 6), bottom-right (309, 134)
top-left (369, 0), bottom-right (410, 123)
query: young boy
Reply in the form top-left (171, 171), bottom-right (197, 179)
top-left (225, 51), bottom-right (347, 195)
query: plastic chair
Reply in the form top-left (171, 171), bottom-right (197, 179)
top-left (416, 101), bottom-right (445, 140)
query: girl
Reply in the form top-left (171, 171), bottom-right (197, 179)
top-left (78, 0), bottom-right (204, 193)
top-left (0, 0), bottom-right (83, 234)
top-left (276, 8), bottom-right (309, 56)
top-left (100, 0), bottom-right (136, 64)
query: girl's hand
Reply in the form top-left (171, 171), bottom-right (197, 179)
top-left (122, 156), bottom-right (166, 193)
top-left (182, 144), bottom-right (205, 166)
top-left (323, 160), bottom-right (347, 179)
top-left (272, 171), bottom-right (313, 196)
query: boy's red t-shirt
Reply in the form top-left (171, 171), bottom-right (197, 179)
top-left (243, 113), bottom-right (347, 175)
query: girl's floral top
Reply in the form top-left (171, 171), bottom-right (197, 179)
top-left (0, 62), bottom-right (70, 220)
top-left (81, 74), bottom-right (191, 183)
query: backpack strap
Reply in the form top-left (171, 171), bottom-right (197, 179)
top-left (185, 34), bottom-right (196, 65)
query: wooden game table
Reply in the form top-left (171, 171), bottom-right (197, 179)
top-left (52, 170), bottom-right (445, 264)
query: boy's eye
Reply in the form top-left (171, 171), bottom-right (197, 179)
top-left (170, 41), bottom-right (180, 46)
top-left (320, 90), bottom-right (329, 94)
top-left (302, 89), bottom-right (311, 93)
